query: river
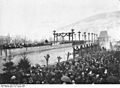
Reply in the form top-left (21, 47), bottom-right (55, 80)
top-left (0, 44), bottom-right (73, 73)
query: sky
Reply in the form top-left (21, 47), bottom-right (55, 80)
top-left (0, 0), bottom-right (120, 41)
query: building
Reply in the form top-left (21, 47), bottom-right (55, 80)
top-left (99, 31), bottom-right (109, 42)
top-left (0, 36), bottom-right (8, 45)
top-left (98, 31), bottom-right (111, 50)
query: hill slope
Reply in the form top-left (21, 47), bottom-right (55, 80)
top-left (57, 11), bottom-right (120, 41)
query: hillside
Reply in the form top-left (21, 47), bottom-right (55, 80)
top-left (57, 11), bottom-right (120, 41)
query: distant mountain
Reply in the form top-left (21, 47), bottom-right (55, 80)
top-left (57, 11), bottom-right (120, 41)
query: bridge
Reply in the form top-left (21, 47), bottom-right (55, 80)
top-left (0, 28), bottom-right (98, 58)
top-left (53, 29), bottom-right (99, 60)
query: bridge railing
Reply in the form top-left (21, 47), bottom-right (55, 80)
top-left (72, 41), bottom-right (99, 60)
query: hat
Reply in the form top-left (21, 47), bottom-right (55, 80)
top-left (11, 75), bottom-right (16, 80)
top-left (106, 76), bottom-right (119, 83)
top-left (61, 75), bottom-right (72, 83)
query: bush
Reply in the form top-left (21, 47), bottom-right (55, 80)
top-left (3, 61), bottom-right (15, 73)
top-left (2, 61), bottom-right (16, 83)
top-left (17, 53), bottom-right (31, 73)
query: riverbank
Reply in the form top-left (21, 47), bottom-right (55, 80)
top-left (0, 43), bottom-right (72, 58)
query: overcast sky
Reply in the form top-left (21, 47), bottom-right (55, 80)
top-left (0, 0), bottom-right (120, 40)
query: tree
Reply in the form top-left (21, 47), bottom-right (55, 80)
top-left (21, 36), bottom-right (28, 51)
top-left (2, 60), bottom-right (16, 83)
top-left (66, 52), bottom-right (71, 61)
top-left (17, 53), bottom-right (31, 73)
top-left (45, 39), bottom-right (49, 43)
top-left (44, 54), bottom-right (50, 68)
top-left (0, 37), bottom-right (4, 55)
top-left (57, 56), bottom-right (62, 65)
top-left (3, 61), bottom-right (15, 73)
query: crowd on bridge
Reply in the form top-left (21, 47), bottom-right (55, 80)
top-left (0, 39), bottom-right (52, 49)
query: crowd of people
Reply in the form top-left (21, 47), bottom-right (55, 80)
top-left (0, 45), bottom-right (120, 84)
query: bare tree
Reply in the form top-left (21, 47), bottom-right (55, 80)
top-left (13, 35), bottom-right (22, 44)
top-left (44, 54), bottom-right (50, 68)
top-left (66, 52), bottom-right (71, 61)
top-left (57, 56), bottom-right (62, 65)
top-left (21, 36), bottom-right (28, 51)
top-left (0, 37), bottom-right (4, 55)
top-left (5, 34), bottom-right (12, 57)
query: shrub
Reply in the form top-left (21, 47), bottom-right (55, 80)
top-left (2, 61), bottom-right (16, 83)
top-left (3, 61), bottom-right (15, 73)
top-left (17, 53), bottom-right (31, 73)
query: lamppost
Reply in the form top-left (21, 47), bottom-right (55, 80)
top-left (96, 34), bottom-right (98, 41)
top-left (94, 33), bottom-right (96, 43)
top-left (82, 34), bottom-right (84, 41)
top-left (78, 31), bottom-right (81, 41)
top-left (71, 29), bottom-right (74, 42)
top-left (88, 33), bottom-right (90, 43)
top-left (91, 33), bottom-right (94, 43)
top-left (68, 33), bottom-right (71, 41)
top-left (53, 30), bottom-right (56, 44)
top-left (74, 34), bottom-right (76, 41)
top-left (84, 32), bottom-right (86, 42)
top-left (56, 33), bottom-right (58, 42)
